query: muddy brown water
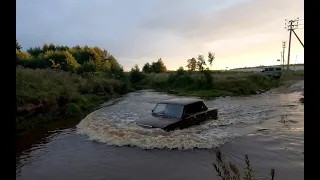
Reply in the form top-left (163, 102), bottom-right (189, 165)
top-left (16, 81), bottom-right (304, 180)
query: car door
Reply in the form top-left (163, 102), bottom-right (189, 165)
top-left (184, 102), bottom-right (206, 125)
top-left (182, 104), bottom-right (199, 127)
top-left (193, 102), bottom-right (207, 124)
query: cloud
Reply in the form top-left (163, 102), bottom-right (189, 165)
top-left (141, 0), bottom-right (302, 42)
top-left (16, 0), bottom-right (304, 70)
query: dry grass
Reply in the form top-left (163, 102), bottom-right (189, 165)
top-left (213, 150), bottom-right (275, 180)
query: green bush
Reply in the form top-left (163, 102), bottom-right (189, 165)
top-left (137, 71), bottom-right (282, 98)
top-left (76, 60), bottom-right (98, 74)
top-left (129, 65), bottom-right (147, 84)
top-left (66, 103), bottom-right (81, 116)
top-left (16, 66), bottom-right (128, 132)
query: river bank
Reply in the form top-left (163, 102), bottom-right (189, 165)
top-left (132, 70), bottom-right (303, 98)
top-left (16, 67), bottom-right (131, 133)
top-left (16, 67), bottom-right (304, 133)
top-left (16, 81), bottom-right (304, 180)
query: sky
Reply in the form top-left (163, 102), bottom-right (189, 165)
top-left (16, 0), bottom-right (304, 71)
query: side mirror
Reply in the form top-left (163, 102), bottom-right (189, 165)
top-left (151, 110), bottom-right (154, 113)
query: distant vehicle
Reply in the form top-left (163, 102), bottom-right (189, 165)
top-left (136, 98), bottom-right (218, 131)
top-left (261, 67), bottom-right (282, 79)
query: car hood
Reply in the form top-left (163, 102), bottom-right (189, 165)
top-left (136, 115), bottom-right (180, 128)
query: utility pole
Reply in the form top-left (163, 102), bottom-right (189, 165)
top-left (285, 17), bottom-right (303, 71)
top-left (282, 41), bottom-right (286, 70)
top-left (292, 30), bottom-right (304, 48)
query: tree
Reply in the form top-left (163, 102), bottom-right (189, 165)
top-left (208, 52), bottom-right (215, 65)
top-left (101, 60), bottom-right (111, 72)
top-left (27, 46), bottom-right (43, 57)
top-left (177, 66), bottom-right (184, 71)
top-left (186, 57), bottom-right (197, 71)
top-left (157, 58), bottom-right (167, 72)
top-left (130, 64), bottom-right (145, 84)
top-left (17, 43), bottom-right (126, 79)
top-left (142, 62), bottom-right (151, 73)
top-left (131, 64), bottom-right (140, 72)
top-left (197, 55), bottom-right (206, 71)
top-left (176, 66), bottom-right (185, 76)
top-left (48, 43), bottom-right (56, 51)
top-left (107, 55), bottom-right (123, 72)
top-left (43, 43), bottom-right (49, 52)
top-left (151, 58), bottom-right (167, 73)
top-left (195, 52), bottom-right (216, 71)
top-left (16, 49), bottom-right (32, 62)
top-left (39, 50), bottom-right (80, 72)
top-left (16, 40), bottom-right (22, 51)
top-left (64, 51), bottom-right (80, 72)
top-left (76, 60), bottom-right (98, 74)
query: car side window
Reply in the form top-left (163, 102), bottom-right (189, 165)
top-left (184, 102), bottom-right (207, 115)
top-left (154, 104), bottom-right (166, 114)
top-left (184, 104), bottom-right (194, 115)
top-left (199, 102), bottom-right (208, 111)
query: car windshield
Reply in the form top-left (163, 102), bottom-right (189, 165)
top-left (153, 103), bottom-right (184, 118)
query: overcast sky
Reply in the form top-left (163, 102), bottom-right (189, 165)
top-left (16, 0), bottom-right (304, 70)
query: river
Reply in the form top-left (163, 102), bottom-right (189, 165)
top-left (16, 81), bottom-right (304, 180)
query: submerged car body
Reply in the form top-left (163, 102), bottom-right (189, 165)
top-left (136, 98), bottom-right (218, 131)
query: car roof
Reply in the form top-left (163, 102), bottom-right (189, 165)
top-left (158, 98), bottom-right (203, 105)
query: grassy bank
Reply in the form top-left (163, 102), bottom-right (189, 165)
top-left (16, 66), bottom-right (131, 133)
top-left (16, 67), bottom-right (304, 132)
top-left (132, 70), bottom-right (304, 99)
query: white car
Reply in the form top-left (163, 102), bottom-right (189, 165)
top-left (261, 67), bottom-right (282, 79)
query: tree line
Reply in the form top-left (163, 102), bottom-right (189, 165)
top-left (16, 40), bottom-right (125, 79)
top-left (16, 40), bottom-right (216, 80)
top-left (130, 52), bottom-right (215, 88)
top-left (136, 52), bottom-right (215, 74)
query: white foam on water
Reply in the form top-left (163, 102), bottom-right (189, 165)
top-left (76, 82), bottom-right (304, 150)
top-left (76, 102), bottom-right (275, 150)
top-left (76, 109), bottom-right (243, 150)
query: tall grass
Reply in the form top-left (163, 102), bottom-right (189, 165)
top-left (133, 71), bottom-right (282, 99)
top-left (213, 150), bottom-right (275, 180)
top-left (280, 70), bottom-right (304, 81)
top-left (16, 66), bottom-right (130, 132)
